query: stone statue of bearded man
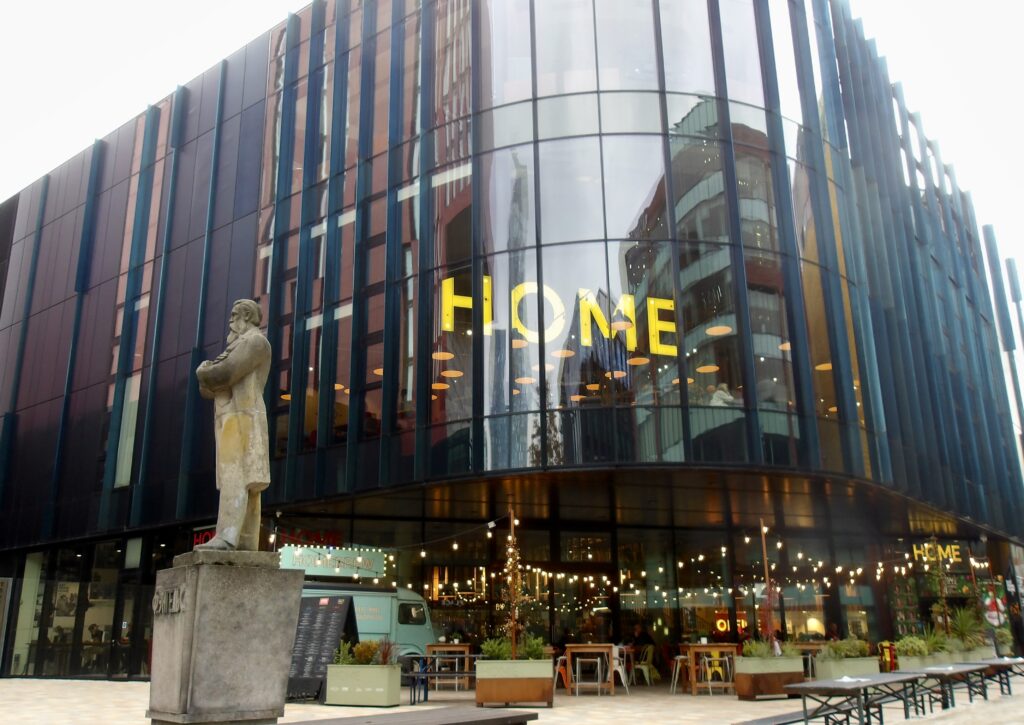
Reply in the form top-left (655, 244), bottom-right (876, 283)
top-left (194, 299), bottom-right (272, 551)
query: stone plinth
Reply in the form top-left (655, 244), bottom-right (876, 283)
top-left (147, 551), bottom-right (303, 725)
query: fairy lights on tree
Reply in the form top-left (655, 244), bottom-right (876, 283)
top-left (499, 507), bottom-right (528, 659)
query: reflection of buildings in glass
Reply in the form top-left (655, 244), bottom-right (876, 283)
top-left (554, 287), bottom-right (628, 462)
top-left (2, 0), bottom-right (1022, 680)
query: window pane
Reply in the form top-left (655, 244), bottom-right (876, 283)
top-left (659, 0), bottom-right (716, 96)
top-left (479, 145), bottom-right (536, 256)
top-left (400, 13), bottom-right (422, 141)
top-left (370, 31), bottom-right (391, 155)
top-left (680, 243), bottom-right (741, 393)
top-left (535, 0), bottom-right (597, 97)
top-left (719, 0), bottom-right (765, 108)
top-left (477, 102), bottom-right (534, 151)
top-left (600, 92), bottom-right (662, 134)
top-left (479, 0), bottom-right (533, 107)
top-left (602, 135), bottom-right (669, 241)
top-left (537, 94), bottom-right (599, 140)
top-left (538, 242), bottom-right (611, 410)
top-left (768, 0), bottom-right (803, 124)
top-left (431, 263), bottom-right (474, 423)
top-left (671, 138), bottom-right (729, 243)
top-left (607, 240), bottom-right (682, 408)
top-left (432, 161), bottom-right (473, 266)
top-left (734, 144), bottom-right (779, 251)
top-left (433, 0), bottom-right (472, 126)
top-left (538, 137), bottom-right (605, 244)
top-left (594, 0), bottom-right (658, 91)
top-left (745, 250), bottom-right (795, 411)
top-left (482, 251), bottom-right (542, 417)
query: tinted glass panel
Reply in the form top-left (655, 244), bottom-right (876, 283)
top-left (594, 0), bottom-right (659, 91)
top-left (535, 0), bottom-right (597, 97)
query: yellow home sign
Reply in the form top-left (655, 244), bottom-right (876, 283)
top-left (912, 542), bottom-right (963, 564)
top-left (441, 275), bottom-right (678, 357)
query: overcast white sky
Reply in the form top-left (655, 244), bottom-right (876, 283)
top-left (1, 0), bottom-right (1021, 265)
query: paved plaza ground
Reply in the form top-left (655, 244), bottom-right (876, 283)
top-left (1, 678), bottom-right (1023, 725)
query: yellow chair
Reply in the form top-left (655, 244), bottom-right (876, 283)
top-left (632, 644), bottom-right (655, 686)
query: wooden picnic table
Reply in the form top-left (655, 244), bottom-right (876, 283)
top-left (972, 656), bottom-right (1024, 695)
top-left (784, 672), bottom-right (923, 724)
top-left (680, 642), bottom-right (740, 695)
top-left (426, 643), bottom-right (473, 690)
top-left (564, 643), bottom-right (615, 695)
top-left (899, 663), bottom-right (988, 709)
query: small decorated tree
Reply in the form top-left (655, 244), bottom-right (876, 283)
top-left (500, 507), bottom-right (528, 659)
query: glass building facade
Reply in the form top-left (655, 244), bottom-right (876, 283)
top-left (1, 0), bottom-right (1023, 678)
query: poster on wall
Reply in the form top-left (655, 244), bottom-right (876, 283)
top-left (0, 578), bottom-right (11, 662)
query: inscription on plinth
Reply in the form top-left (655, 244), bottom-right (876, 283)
top-left (147, 554), bottom-right (303, 725)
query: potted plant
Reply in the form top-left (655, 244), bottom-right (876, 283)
top-left (734, 639), bottom-right (805, 700)
top-left (949, 607), bottom-right (995, 661)
top-left (814, 637), bottom-right (879, 680)
top-left (324, 638), bottom-right (401, 707)
top-left (476, 634), bottom-right (553, 707)
top-left (895, 634), bottom-right (933, 670)
top-left (995, 627), bottom-right (1014, 656)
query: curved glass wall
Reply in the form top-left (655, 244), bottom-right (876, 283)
top-left (3, 0), bottom-right (1020, 555)
top-left (244, 0), bottom-right (886, 490)
top-left (232, 2), bottom-right (890, 498)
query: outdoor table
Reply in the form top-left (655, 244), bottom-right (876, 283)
top-left (564, 643), bottom-right (615, 695)
top-left (900, 663), bottom-right (988, 710)
top-left (680, 642), bottom-right (740, 695)
top-left (971, 656), bottom-right (1024, 695)
top-left (784, 672), bottom-right (923, 724)
top-left (426, 643), bottom-right (473, 690)
top-left (404, 653), bottom-right (486, 704)
top-left (789, 642), bottom-right (826, 679)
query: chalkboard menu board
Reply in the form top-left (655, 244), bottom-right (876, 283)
top-left (287, 596), bottom-right (358, 700)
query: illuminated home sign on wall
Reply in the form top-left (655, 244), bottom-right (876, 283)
top-left (279, 546), bottom-right (389, 578)
top-left (442, 276), bottom-right (678, 356)
top-left (911, 541), bottom-right (963, 564)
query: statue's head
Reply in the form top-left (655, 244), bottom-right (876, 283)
top-left (229, 299), bottom-right (262, 337)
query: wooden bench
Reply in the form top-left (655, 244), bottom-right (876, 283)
top-left (288, 707), bottom-right (539, 725)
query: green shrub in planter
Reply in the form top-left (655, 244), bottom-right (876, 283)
top-left (480, 634), bottom-right (546, 661)
top-left (326, 638), bottom-right (401, 707)
top-left (996, 627), bottom-right (1014, 655)
top-left (815, 638), bottom-right (878, 679)
top-left (742, 640), bottom-right (772, 658)
top-left (922, 626), bottom-right (950, 655)
top-left (950, 608), bottom-right (986, 649)
top-left (819, 637), bottom-right (870, 660)
top-left (895, 636), bottom-right (928, 658)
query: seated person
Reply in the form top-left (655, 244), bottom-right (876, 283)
top-left (628, 622), bottom-right (655, 649)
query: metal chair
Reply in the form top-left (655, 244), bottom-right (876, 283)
top-left (631, 644), bottom-right (655, 686)
top-left (574, 655), bottom-right (604, 696)
top-left (552, 655), bottom-right (569, 689)
top-left (670, 654), bottom-right (689, 694)
top-left (699, 651), bottom-right (732, 695)
top-left (611, 646), bottom-right (630, 694)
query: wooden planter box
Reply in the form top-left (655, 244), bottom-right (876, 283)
top-left (324, 664), bottom-right (402, 707)
top-left (814, 657), bottom-right (880, 680)
top-left (475, 659), bottom-right (553, 708)
top-left (734, 656), bottom-right (804, 700)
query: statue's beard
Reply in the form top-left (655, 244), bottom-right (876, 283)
top-left (227, 331), bottom-right (239, 344)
